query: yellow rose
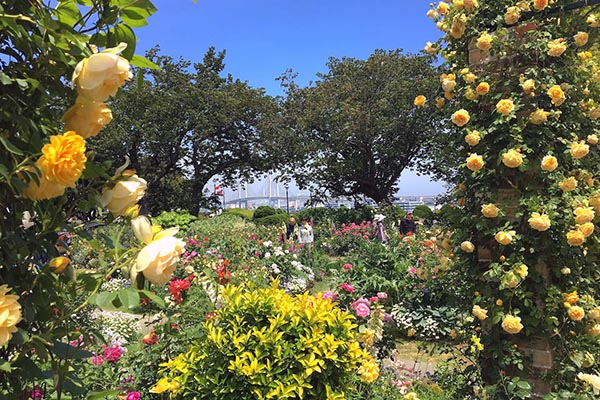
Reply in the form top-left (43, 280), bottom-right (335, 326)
top-left (501, 149), bottom-right (523, 168)
top-left (568, 306), bottom-right (585, 321)
top-left (99, 174), bottom-right (148, 217)
top-left (528, 212), bottom-right (551, 231)
top-left (453, 0), bottom-right (464, 10)
top-left (528, 109), bottom-right (550, 125)
top-left (521, 79), bottom-right (535, 95)
top-left (547, 85), bottom-right (566, 106)
top-left (72, 43), bottom-right (133, 102)
top-left (466, 153), bottom-right (484, 171)
top-left (424, 42), bottom-right (437, 55)
top-left (476, 82), bottom-right (490, 95)
top-left (62, 97), bottom-right (113, 139)
top-left (131, 216), bottom-right (186, 286)
top-left (481, 203), bottom-right (500, 218)
top-left (464, 73), bottom-right (477, 84)
top-left (502, 271), bottom-right (520, 288)
top-left (426, 9), bottom-right (438, 19)
top-left (442, 77), bottom-right (457, 92)
top-left (504, 6), bottom-right (521, 25)
top-left (515, 264), bottom-right (528, 279)
top-left (465, 88), bottom-right (479, 101)
top-left (588, 15), bottom-right (600, 28)
top-left (461, 241), bottom-right (475, 253)
top-left (590, 108), bottom-right (600, 120)
top-left (590, 194), bottom-right (600, 211)
top-left (559, 177), bottom-right (578, 192)
top-left (589, 325), bottom-right (600, 337)
top-left (0, 285), bottom-right (22, 346)
top-left (472, 305), bottom-right (488, 321)
top-left (496, 99), bottom-right (515, 115)
top-left (578, 222), bottom-right (595, 237)
top-left (465, 131), bottom-right (481, 146)
top-left (533, 0), bottom-right (548, 10)
top-left (563, 291), bottom-right (579, 304)
top-left (570, 141), bottom-right (590, 159)
top-left (49, 256), bottom-right (70, 274)
top-left (501, 314), bottom-right (523, 334)
top-left (495, 230), bottom-right (516, 245)
top-left (567, 230), bottom-right (585, 246)
top-left (414, 95), bottom-right (427, 107)
top-left (437, 2), bottom-right (449, 15)
top-left (547, 38), bottom-right (567, 57)
top-left (445, 91), bottom-right (454, 100)
top-left (574, 31), bottom-right (589, 47)
top-left (588, 134), bottom-right (599, 144)
top-left (22, 168), bottom-right (67, 201)
top-left (476, 32), bottom-right (492, 52)
top-left (436, 98), bottom-right (445, 110)
top-left (450, 14), bottom-right (467, 39)
top-left (37, 131), bottom-right (87, 188)
top-left (574, 206), bottom-right (595, 224)
top-left (589, 307), bottom-right (600, 321)
top-left (452, 109), bottom-right (470, 127)
top-left (463, 0), bottom-right (478, 13)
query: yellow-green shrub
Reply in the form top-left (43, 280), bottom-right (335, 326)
top-left (152, 282), bottom-right (379, 399)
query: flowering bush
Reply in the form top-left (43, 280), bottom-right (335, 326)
top-left (153, 282), bottom-right (379, 398)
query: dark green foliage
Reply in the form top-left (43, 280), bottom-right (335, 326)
top-left (253, 205), bottom-right (277, 220)
top-left (153, 210), bottom-right (198, 231)
top-left (412, 205), bottom-right (434, 221)
top-left (253, 213), bottom-right (289, 226)
top-left (224, 208), bottom-right (254, 220)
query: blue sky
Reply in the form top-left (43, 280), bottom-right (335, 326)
top-left (134, 0), bottom-right (446, 196)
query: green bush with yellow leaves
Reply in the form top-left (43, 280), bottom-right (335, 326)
top-left (151, 282), bottom-right (379, 399)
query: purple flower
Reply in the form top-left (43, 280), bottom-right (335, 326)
top-left (126, 392), bottom-right (141, 400)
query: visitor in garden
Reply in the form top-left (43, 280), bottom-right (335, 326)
top-left (285, 217), bottom-right (297, 242)
top-left (373, 214), bottom-right (389, 244)
top-left (297, 217), bottom-right (314, 248)
top-left (399, 212), bottom-right (417, 236)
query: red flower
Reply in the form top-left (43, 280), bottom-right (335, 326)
top-left (216, 264), bottom-right (232, 285)
top-left (169, 279), bottom-right (191, 303)
top-left (141, 330), bottom-right (159, 346)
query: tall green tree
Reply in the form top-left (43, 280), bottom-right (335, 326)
top-left (279, 50), bottom-right (442, 205)
top-left (93, 47), bottom-right (282, 215)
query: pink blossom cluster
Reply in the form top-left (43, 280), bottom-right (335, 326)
top-left (351, 298), bottom-right (371, 317)
top-left (331, 221), bottom-right (373, 239)
top-left (91, 340), bottom-right (126, 365)
top-left (339, 282), bottom-right (355, 293)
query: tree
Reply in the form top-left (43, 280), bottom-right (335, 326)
top-left (279, 50), bottom-right (442, 205)
top-left (93, 47), bottom-right (283, 215)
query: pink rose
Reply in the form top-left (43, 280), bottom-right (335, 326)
top-left (103, 344), bottom-right (124, 363)
top-left (355, 303), bottom-right (370, 317)
top-left (342, 263), bottom-right (353, 270)
top-left (90, 354), bottom-right (104, 366)
top-left (321, 291), bottom-right (338, 301)
top-left (126, 392), bottom-right (141, 400)
top-left (377, 292), bottom-right (388, 299)
top-left (340, 283), bottom-right (355, 293)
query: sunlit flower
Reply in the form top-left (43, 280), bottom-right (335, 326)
top-left (437, 2), bottom-right (449, 15)
top-left (496, 99), bottom-right (515, 115)
top-left (501, 149), bottom-right (523, 168)
top-left (587, 14), bottom-right (600, 28)
top-left (564, 291), bottom-right (579, 304)
top-left (574, 31), bottom-right (589, 46)
top-left (461, 241), bottom-right (475, 253)
top-left (590, 325), bottom-right (600, 337)
top-left (588, 134), bottom-right (599, 144)
top-left (476, 82), bottom-right (490, 95)
top-left (452, 109), bottom-right (470, 127)
top-left (49, 256), bottom-right (70, 274)
top-left (62, 97), bottom-right (113, 139)
top-left (568, 306), bottom-right (585, 321)
top-left (414, 95), bottom-right (427, 107)
top-left (521, 79), bottom-right (535, 95)
top-left (37, 131), bottom-right (87, 188)
top-left (495, 230), bottom-right (516, 245)
top-left (528, 212), bottom-right (551, 231)
top-left (501, 314), bottom-right (523, 334)
top-left (465, 131), bottom-right (481, 146)
top-left (481, 203), bottom-right (500, 218)
top-left (533, 0), bottom-right (548, 10)
top-left (567, 230), bottom-right (585, 246)
top-left (99, 174), bottom-right (147, 217)
top-left (0, 285), bottom-right (22, 346)
top-left (559, 177), bottom-right (578, 192)
top-left (424, 42), bottom-right (438, 54)
top-left (574, 207), bottom-right (595, 224)
top-left (463, 0), bottom-right (478, 13)
top-left (472, 305), bottom-right (488, 320)
top-left (358, 359), bottom-right (380, 383)
top-left (528, 109), bottom-right (550, 125)
top-left (515, 264), bottom-right (528, 279)
top-left (442, 77), bottom-right (457, 93)
top-left (547, 85), bottom-right (566, 106)
top-left (578, 51), bottom-right (593, 61)
top-left (450, 14), bottom-right (467, 39)
top-left (464, 73), bottom-right (476, 84)
top-left (436, 98), bottom-right (445, 110)
top-left (504, 6), bottom-right (521, 25)
top-left (570, 141), bottom-right (590, 159)
top-left (578, 222), bottom-right (595, 237)
top-left (547, 38), bottom-right (567, 57)
top-left (476, 32), bottom-right (492, 52)
top-left (22, 168), bottom-right (67, 201)
top-left (578, 373), bottom-right (600, 394)
top-left (466, 153), bottom-right (484, 171)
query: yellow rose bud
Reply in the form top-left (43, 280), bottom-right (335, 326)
top-left (466, 153), bottom-right (484, 171)
top-left (452, 109), bottom-right (470, 127)
top-left (476, 82), bottom-right (490, 95)
top-left (414, 95), bottom-right (427, 107)
top-left (567, 230), bottom-right (585, 246)
top-left (568, 306), bottom-right (585, 321)
top-left (528, 212), bottom-right (551, 231)
top-left (72, 43), bottom-right (133, 102)
top-left (559, 177), bottom-right (578, 192)
top-left (587, 134), bottom-right (599, 144)
top-left (496, 99), bottom-right (515, 115)
top-left (502, 149), bottom-right (523, 168)
top-left (563, 291), bottom-right (579, 304)
top-left (481, 203), bottom-right (500, 218)
top-left (496, 299), bottom-right (503, 306)
top-left (476, 32), bottom-right (492, 52)
top-left (501, 314), bottom-right (523, 334)
top-left (521, 79), bottom-right (535, 95)
top-left (436, 98), bottom-right (445, 110)
top-left (528, 109), bottom-right (550, 125)
top-left (495, 230), bottom-right (516, 245)
top-left (99, 174), bottom-right (148, 217)
top-left (461, 240), bottom-right (475, 253)
top-left (62, 97), bottom-right (113, 139)
top-left (547, 38), bottom-right (567, 57)
top-left (472, 305), bottom-right (488, 321)
top-left (574, 207), bottom-right (595, 224)
top-left (574, 31), bottom-right (589, 47)
top-left (49, 256), bottom-right (71, 274)
top-left (465, 131), bottom-right (481, 146)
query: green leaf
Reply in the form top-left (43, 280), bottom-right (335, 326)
top-left (0, 360), bottom-right (12, 373)
top-left (141, 290), bottom-right (165, 308)
top-left (0, 135), bottom-right (24, 155)
top-left (0, 71), bottom-right (12, 85)
top-left (131, 54), bottom-right (160, 70)
top-left (107, 24), bottom-right (136, 59)
top-left (86, 390), bottom-right (122, 400)
top-left (50, 341), bottom-right (94, 360)
top-left (95, 291), bottom-right (118, 310)
top-left (55, 0), bottom-right (82, 26)
top-left (117, 288), bottom-right (140, 310)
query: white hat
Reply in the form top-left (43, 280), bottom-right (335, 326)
top-left (374, 214), bottom-right (385, 221)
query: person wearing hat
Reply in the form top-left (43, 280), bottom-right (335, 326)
top-left (373, 214), bottom-right (389, 244)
